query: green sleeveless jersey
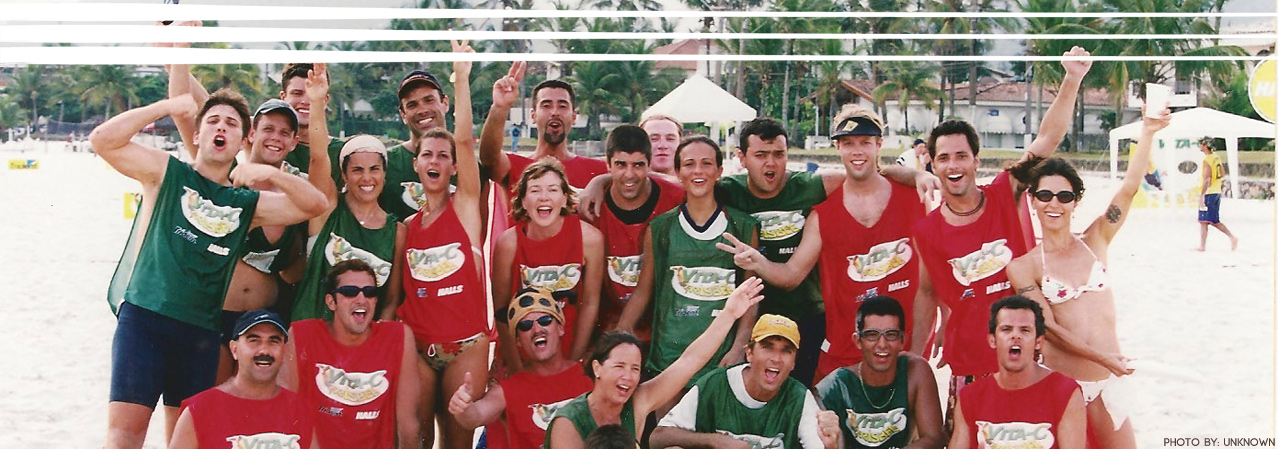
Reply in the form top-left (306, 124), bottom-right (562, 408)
top-left (107, 156), bottom-right (260, 330)
top-left (544, 392), bottom-right (637, 448)
top-left (292, 196), bottom-right (399, 321)
top-left (692, 365), bottom-right (808, 449)
top-left (281, 136), bottom-right (346, 186)
top-left (815, 355), bottom-right (912, 449)
top-left (378, 143), bottom-right (426, 221)
top-left (719, 171), bottom-right (826, 321)
top-left (646, 206), bottom-right (758, 385)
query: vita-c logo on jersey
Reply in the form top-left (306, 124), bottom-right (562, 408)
top-left (716, 430), bottom-right (785, 449)
top-left (281, 161), bottom-right (308, 180)
top-left (407, 242), bottom-right (465, 282)
top-left (315, 363), bottom-right (390, 406)
top-left (325, 233), bottom-right (393, 286)
top-left (947, 239), bottom-right (1012, 287)
top-left (607, 255), bottom-right (642, 287)
top-left (976, 421), bottom-right (1054, 449)
top-left (848, 407), bottom-right (907, 447)
top-left (670, 266), bottom-right (735, 301)
top-left (180, 186), bottom-right (243, 238)
top-left (401, 181), bottom-right (426, 210)
top-left (753, 210), bottom-right (806, 241)
top-left (521, 263), bottom-right (583, 292)
top-left (225, 432), bottom-right (302, 449)
top-left (847, 238), bottom-right (913, 282)
top-left (529, 397), bottom-right (576, 430)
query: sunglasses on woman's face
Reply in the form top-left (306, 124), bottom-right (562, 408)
top-left (1032, 189), bottom-right (1077, 204)
top-left (517, 315), bottom-right (556, 332)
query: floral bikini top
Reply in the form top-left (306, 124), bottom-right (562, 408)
top-left (1041, 237), bottom-right (1110, 305)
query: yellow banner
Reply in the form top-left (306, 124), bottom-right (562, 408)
top-left (8, 159), bottom-right (39, 169)
top-left (123, 192), bottom-right (142, 219)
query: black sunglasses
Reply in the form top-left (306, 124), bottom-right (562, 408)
top-left (517, 315), bottom-right (556, 332)
top-left (1032, 189), bottom-right (1077, 204)
top-left (333, 285), bottom-right (380, 298)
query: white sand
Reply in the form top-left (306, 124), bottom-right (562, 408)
top-left (0, 149), bottom-right (1272, 447)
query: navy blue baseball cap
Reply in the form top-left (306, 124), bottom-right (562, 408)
top-left (398, 70), bottom-right (444, 99)
top-left (232, 309), bottom-right (288, 341)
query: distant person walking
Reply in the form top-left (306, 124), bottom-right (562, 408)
top-left (1196, 137), bottom-right (1238, 251)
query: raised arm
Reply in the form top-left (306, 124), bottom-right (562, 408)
top-left (719, 231), bottom-right (762, 367)
top-left (451, 39), bottom-right (484, 245)
top-left (90, 95), bottom-right (195, 188)
top-left (1007, 254), bottom-right (1132, 377)
top-left (231, 163), bottom-right (327, 228)
top-left (479, 62), bottom-right (525, 187)
top-left (633, 277), bottom-right (765, 416)
top-left (1021, 46), bottom-right (1092, 166)
top-left (305, 63), bottom-right (339, 234)
top-left (160, 21), bottom-right (208, 158)
top-left (448, 373), bottom-right (507, 429)
top-left (1088, 106), bottom-right (1168, 243)
top-left (572, 224), bottom-right (605, 361)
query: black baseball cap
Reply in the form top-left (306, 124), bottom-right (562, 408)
top-left (831, 116), bottom-right (882, 138)
top-left (232, 309), bottom-right (289, 341)
top-left (398, 70), bottom-right (444, 100)
top-left (913, 138), bottom-right (926, 146)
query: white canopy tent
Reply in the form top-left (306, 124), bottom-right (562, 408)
top-left (642, 74), bottom-right (757, 147)
top-left (1108, 107), bottom-right (1275, 199)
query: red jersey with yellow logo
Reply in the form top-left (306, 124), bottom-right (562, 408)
top-left (960, 371), bottom-right (1079, 449)
top-left (292, 319), bottom-right (405, 449)
top-left (506, 153), bottom-right (609, 194)
top-left (512, 215), bottom-right (586, 355)
top-left (400, 205), bottom-right (489, 344)
top-left (815, 180), bottom-right (924, 380)
top-left (912, 172), bottom-right (1028, 377)
top-left (587, 177), bottom-right (684, 341)
top-left (182, 387), bottom-right (313, 449)
top-left (501, 362), bottom-right (594, 449)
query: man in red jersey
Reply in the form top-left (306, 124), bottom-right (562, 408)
top-left (949, 296), bottom-right (1085, 449)
top-left (448, 287), bottom-right (595, 447)
top-left (586, 124), bottom-right (684, 343)
top-left (281, 259), bottom-right (422, 449)
top-left (170, 309), bottom-right (317, 449)
top-left (911, 47), bottom-right (1092, 432)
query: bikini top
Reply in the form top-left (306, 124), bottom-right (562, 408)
top-left (1041, 236), bottom-right (1110, 305)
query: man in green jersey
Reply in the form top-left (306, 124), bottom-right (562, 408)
top-left (651, 314), bottom-right (839, 449)
top-left (92, 91), bottom-right (329, 449)
top-left (279, 63), bottom-right (347, 184)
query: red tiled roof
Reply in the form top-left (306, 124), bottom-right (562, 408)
top-left (654, 39), bottom-right (713, 71)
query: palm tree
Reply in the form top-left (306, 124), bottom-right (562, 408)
top-left (811, 39), bottom-right (865, 136)
top-left (0, 95), bottom-right (28, 137)
top-left (610, 40), bottom-right (683, 122)
top-left (567, 60), bottom-right (622, 139)
top-left (77, 65), bottom-right (141, 120)
top-left (872, 60), bottom-right (943, 134)
top-left (192, 64), bottom-right (263, 101)
top-left (7, 65), bottom-right (47, 126)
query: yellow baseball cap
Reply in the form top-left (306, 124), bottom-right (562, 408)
top-left (751, 314), bottom-right (800, 347)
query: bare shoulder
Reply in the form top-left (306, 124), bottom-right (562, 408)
top-left (905, 352), bottom-right (936, 377)
top-left (580, 220), bottom-right (603, 244)
top-left (496, 226), bottom-right (518, 248)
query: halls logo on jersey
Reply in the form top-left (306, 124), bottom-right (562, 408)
top-left (848, 407), bottom-right (907, 447)
top-left (946, 239), bottom-right (1012, 287)
top-left (325, 233), bottom-right (393, 286)
top-left (975, 421), bottom-right (1055, 449)
top-left (315, 363), bottom-right (390, 406)
top-left (521, 263), bottom-right (582, 292)
top-left (407, 242), bottom-right (465, 282)
top-left (670, 266), bottom-right (735, 301)
top-left (753, 210), bottom-right (806, 241)
top-left (529, 397), bottom-right (577, 430)
top-left (606, 255), bottom-right (641, 287)
top-left (281, 161), bottom-right (309, 179)
top-left (180, 186), bottom-right (243, 238)
top-left (717, 430), bottom-right (785, 449)
top-left (225, 432), bottom-right (302, 449)
top-left (847, 238), bottom-right (913, 282)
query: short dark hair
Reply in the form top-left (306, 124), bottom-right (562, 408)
top-left (1025, 157), bottom-right (1085, 200)
top-left (928, 119), bottom-right (981, 159)
top-left (989, 295), bottom-right (1046, 337)
top-left (417, 127), bottom-right (457, 159)
top-left (198, 88), bottom-right (251, 137)
top-left (585, 424), bottom-right (636, 449)
top-left (584, 331), bottom-right (642, 379)
top-left (856, 295), bottom-right (907, 334)
top-left (674, 135), bottom-right (723, 170)
top-left (605, 124), bottom-right (651, 162)
top-left (739, 117), bottom-right (788, 151)
top-left (280, 63), bottom-right (313, 91)
top-left (323, 259), bottom-right (378, 298)
top-left (533, 79), bottom-right (576, 108)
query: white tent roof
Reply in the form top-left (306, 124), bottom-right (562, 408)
top-left (1109, 107), bottom-right (1276, 140)
top-left (642, 74), bottom-right (757, 124)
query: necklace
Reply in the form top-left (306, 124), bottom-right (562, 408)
top-left (945, 191), bottom-right (986, 217)
top-left (856, 366), bottom-right (896, 409)
top-left (351, 202), bottom-right (379, 226)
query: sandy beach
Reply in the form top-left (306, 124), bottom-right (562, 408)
top-left (0, 147), bottom-right (1272, 448)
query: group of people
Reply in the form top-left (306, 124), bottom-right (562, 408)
top-left (92, 38), bottom-right (1162, 449)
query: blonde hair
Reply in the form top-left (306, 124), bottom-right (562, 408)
top-left (510, 157), bottom-right (577, 222)
top-left (832, 103), bottom-right (885, 134)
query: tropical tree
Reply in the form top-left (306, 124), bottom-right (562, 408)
top-left (6, 65), bottom-right (48, 126)
top-left (77, 65), bottom-right (142, 121)
top-left (0, 95), bottom-right (28, 138)
top-left (567, 60), bottom-right (623, 139)
top-left (810, 39), bottom-right (865, 135)
top-left (872, 60), bottom-right (943, 134)
top-left (191, 64), bottom-right (263, 101)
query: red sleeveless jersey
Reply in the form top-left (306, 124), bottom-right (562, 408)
top-left (512, 215), bottom-right (586, 355)
top-left (182, 387), bottom-right (313, 449)
top-left (588, 177), bottom-right (684, 341)
top-left (400, 205), bottom-right (489, 344)
top-left (815, 180), bottom-right (924, 380)
top-left (506, 153), bottom-right (608, 194)
top-left (912, 172), bottom-right (1029, 377)
top-left (501, 362), bottom-right (595, 449)
top-left (292, 319), bottom-right (405, 449)
top-left (960, 371), bottom-right (1080, 449)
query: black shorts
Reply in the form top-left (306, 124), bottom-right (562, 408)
top-left (110, 302), bottom-right (220, 408)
